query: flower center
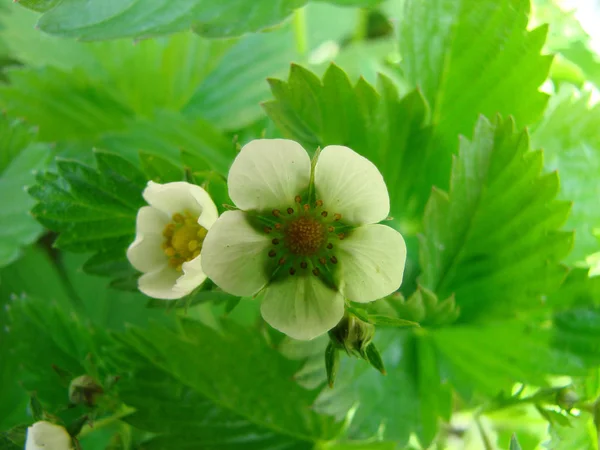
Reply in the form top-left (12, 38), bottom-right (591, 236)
top-left (284, 216), bottom-right (325, 256)
top-left (162, 211), bottom-right (207, 271)
top-left (262, 195), bottom-right (346, 279)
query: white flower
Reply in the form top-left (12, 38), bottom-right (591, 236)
top-left (201, 139), bottom-right (407, 340)
top-left (25, 421), bottom-right (73, 450)
top-left (127, 181), bottom-right (219, 299)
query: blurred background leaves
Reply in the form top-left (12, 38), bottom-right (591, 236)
top-left (1, 0), bottom-right (600, 449)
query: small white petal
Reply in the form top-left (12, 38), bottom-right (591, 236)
top-left (315, 145), bottom-right (390, 225)
top-left (138, 266), bottom-right (183, 300)
top-left (337, 224), bottom-right (406, 303)
top-left (143, 181), bottom-right (219, 229)
top-left (26, 421), bottom-right (73, 450)
top-left (261, 276), bottom-right (345, 340)
top-left (135, 206), bottom-right (170, 234)
top-left (127, 207), bottom-right (169, 273)
top-left (174, 255), bottom-right (207, 296)
top-left (201, 210), bottom-right (272, 297)
top-left (228, 139), bottom-right (311, 211)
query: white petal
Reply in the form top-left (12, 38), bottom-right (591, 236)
top-left (228, 139), bottom-right (311, 211)
top-left (173, 255), bottom-right (207, 296)
top-left (260, 276), bottom-right (345, 340)
top-left (143, 181), bottom-right (219, 229)
top-left (336, 224), bottom-right (406, 303)
top-left (314, 145), bottom-right (390, 225)
top-left (201, 210), bottom-right (272, 296)
top-left (127, 207), bottom-right (169, 273)
top-left (135, 206), bottom-right (170, 234)
top-left (138, 266), bottom-right (183, 300)
top-left (26, 422), bottom-right (72, 450)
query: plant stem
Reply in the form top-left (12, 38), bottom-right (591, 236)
top-left (293, 7), bottom-right (308, 56)
top-left (78, 405), bottom-right (136, 438)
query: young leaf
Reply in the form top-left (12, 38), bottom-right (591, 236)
top-left (419, 116), bottom-right (572, 321)
top-left (18, 0), bottom-right (382, 41)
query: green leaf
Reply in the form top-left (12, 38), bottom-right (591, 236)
top-left (398, 0), bottom-right (551, 192)
top-left (20, 0), bottom-right (381, 41)
top-left (547, 268), bottom-right (600, 309)
top-left (264, 63), bottom-right (433, 227)
top-left (28, 150), bottom-right (145, 285)
top-left (111, 318), bottom-right (343, 444)
top-left (316, 331), bottom-right (452, 447)
top-left (0, 117), bottom-right (52, 267)
top-left (118, 367), bottom-right (313, 449)
top-left (531, 85), bottom-right (600, 266)
top-left (431, 314), bottom-right (600, 398)
top-left (99, 111), bottom-right (235, 177)
top-left (419, 116), bottom-right (572, 322)
top-left (0, 66), bottom-right (133, 142)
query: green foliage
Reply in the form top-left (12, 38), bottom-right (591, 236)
top-left (17, 0), bottom-right (381, 40)
top-left (398, 0), bottom-right (552, 192)
top-left (28, 151), bottom-right (148, 287)
top-left (532, 85), bottom-right (600, 265)
top-left (419, 116), bottom-right (572, 322)
top-left (0, 117), bottom-right (52, 267)
top-left (110, 318), bottom-right (343, 446)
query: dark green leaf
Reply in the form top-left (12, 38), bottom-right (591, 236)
top-left (419, 116), bottom-right (572, 321)
top-left (110, 318), bottom-right (343, 443)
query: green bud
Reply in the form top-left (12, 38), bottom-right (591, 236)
top-left (328, 312), bottom-right (375, 358)
top-left (556, 387), bottom-right (579, 411)
top-left (68, 375), bottom-right (103, 407)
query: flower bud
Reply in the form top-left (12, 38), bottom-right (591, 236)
top-left (68, 375), bottom-right (103, 407)
top-left (555, 387), bottom-right (579, 411)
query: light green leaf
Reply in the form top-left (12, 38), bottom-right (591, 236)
top-left (531, 85), bottom-right (600, 266)
top-left (18, 0), bottom-right (381, 41)
top-left (0, 66), bottom-right (133, 142)
top-left (111, 318), bottom-right (343, 444)
top-left (0, 117), bottom-right (53, 267)
top-left (431, 317), bottom-right (600, 398)
top-left (314, 331), bottom-right (452, 447)
top-left (419, 116), bottom-right (572, 322)
top-left (264, 64), bottom-right (433, 228)
top-left (398, 0), bottom-right (551, 192)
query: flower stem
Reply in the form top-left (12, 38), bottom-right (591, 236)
top-left (354, 8), bottom-right (369, 43)
top-left (293, 7), bottom-right (308, 56)
top-left (78, 405), bottom-right (136, 438)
